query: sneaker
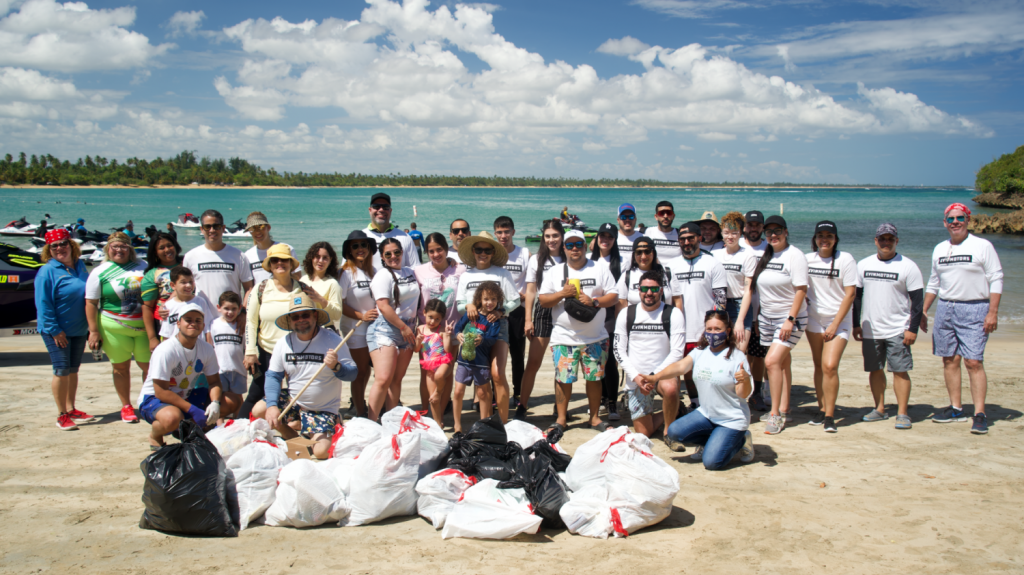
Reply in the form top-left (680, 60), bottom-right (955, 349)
top-left (690, 445), bottom-right (703, 460)
top-left (751, 394), bottom-right (768, 412)
top-left (971, 413), bottom-right (988, 435)
top-left (760, 410), bottom-right (790, 423)
top-left (512, 396), bottom-right (521, 409)
top-left (809, 411), bottom-right (826, 426)
top-left (862, 409), bottom-right (889, 422)
top-left (664, 435), bottom-right (685, 453)
top-left (933, 406), bottom-right (968, 423)
top-left (599, 401), bottom-right (609, 416)
top-left (56, 413), bottom-right (78, 431)
top-left (121, 405), bottom-right (138, 424)
top-left (67, 408), bottom-right (96, 423)
top-left (514, 404), bottom-right (527, 421)
top-left (823, 416), bottom-right (838, 433)
top-left (607, 399), bottom-right (620, 421)
top-left (895, 414), bottom-right (912, 430)
top-left (764, 414), bottom-right (785, 435)
top-left (739, 430), bottom-right (755, 462)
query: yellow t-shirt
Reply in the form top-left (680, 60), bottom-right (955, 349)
top-left (245, 279), bottom-right (305, 356)
top-left (300, 273), bottom-right (344, 325)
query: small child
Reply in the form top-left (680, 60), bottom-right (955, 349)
top-left (452, 281), bottom-right (503, 433)
top-left (158, 266), bottom-right (216, 340)
top-left (209, 291), bottom-right (246, 419)
top-left (414, 299), bottom-right (455, 426)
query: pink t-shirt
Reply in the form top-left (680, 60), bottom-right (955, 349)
top-left (413, 259), bottom-right (466, 324)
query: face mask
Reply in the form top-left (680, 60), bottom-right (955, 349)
top-left (705, 331), bottom-right (728, 348)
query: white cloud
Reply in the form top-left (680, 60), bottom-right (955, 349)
top-left (166, 10), bottom-right (205, 38)
top-left (699, 132), bottom-right (737, 141)
top-left (0, 0), bottom-right (173, 72)
top-left (678, 144), bottom-right (694, 150)
top-left (857, 82), bottom-right (993, 136)
top-left (597, 36), bottom-right (651, 57)
top-left (0, 66), bottom-right (78, 100)
top-left (630, 0), bottom-right (752, 19)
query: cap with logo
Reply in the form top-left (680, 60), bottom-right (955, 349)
top-left (370, 192), bottom-right (392, 205)
top-left (678, 221), bottom-right (701, 236)
top-left (617, 203), bottom-right (636, 216)
top-left (744, 211), bottom-right (765, 224)
top-left (597, 223), bottom-right (617, 235)
top-left (814, 220), bottom-right (838, 235)
top-left (875, 223), bottom-right (898, 238)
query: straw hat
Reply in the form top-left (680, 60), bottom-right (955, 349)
top-left (698, 210), bottom-right (719, 225)
top-left (245, 212), bottom-right (270, 230)
top-left (274, 293), bottom-right (331, 331)
top-left (457, 230), bottom-right (508, 267)
top-left (261, 243), bottom-right (301, 273)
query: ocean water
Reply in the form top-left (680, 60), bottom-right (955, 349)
top-left (4, 186), bottom-right (1023, 322)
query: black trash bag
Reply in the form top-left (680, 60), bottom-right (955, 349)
top-left (139, 420), bottom-right (240, 537)
top-left (526, 440), bottom-right (572, 473)
top-left (474, 456), bottom-right (515, 481)
top-left (465, 414), bottom-right (507, 446)
top-left (496, 441), bottom-right (524, 464)
top-left (545, 423), bottom-right (565, 445)
top-left (500, 453), bottom-right (570, 529)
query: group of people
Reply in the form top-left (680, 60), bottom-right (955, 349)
top-left (35, 193), bottom-right (1003, 469)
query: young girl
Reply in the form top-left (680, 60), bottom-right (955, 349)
top-left (452, 281), bottom-right (503, 433)
top-left (415, 299), bottom-right (455, 425)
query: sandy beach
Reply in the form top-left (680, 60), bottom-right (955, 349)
top-left (1, 328), bottom-right (1022, 573)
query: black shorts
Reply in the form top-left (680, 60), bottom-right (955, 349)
top-left (533, 306), bottom-right (553, 338)
top-left (747, 323), bottom-right (769, 358)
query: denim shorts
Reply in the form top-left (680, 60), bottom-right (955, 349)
top-left (725, 298), bottom-right (753, 331)
top-left (366, 314), bottom-right (414, 353)
top-left (219, 371), bottom-right (248, 395)
top-left (41, 333), bottom-right (87, 376)
top-left (139, 387), bottom-right (210, 425)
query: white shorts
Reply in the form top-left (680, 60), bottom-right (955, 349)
top-left (806, 312), bottom-right (852, 340)
top-left (347, 333), bottom-right (367, 350)
top-left (758, 313), bottom-right (807, 349)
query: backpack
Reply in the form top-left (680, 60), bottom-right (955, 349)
top-left (624, 303), bottom-right (672, 354)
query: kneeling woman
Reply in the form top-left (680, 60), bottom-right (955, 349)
top-left (646, 310), bottom-right (755, 470)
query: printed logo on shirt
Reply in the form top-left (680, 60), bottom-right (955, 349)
top-left (167, 313), bottom-right (180, 324)
top-left (214, 334), bottom-right (243, 345)
top-left (651, 239), bottom-right (675, 246)
top-left (938, 255), bottom-right (973, 265)
top-left (397, 275), bottom-right (417, 284)
top-left (765, 263), bottom-right (784, 271)
top-left (673, 271), bottom-right (706, 282)
top-left (631, 322), bottom-right (667, 333)
top-left (722, 263), bottom-right (742, 272)
top-left (559, 279), bottom-right (597, 287)
top-left (808, 267), bottom-right (840, 278)
top-left (505, 264), bottom-right (524, 273)
top-left (286, 353), bottom-right (325, 363)
top-left (197, 262), bottom-right (235, 272)
top-left (355, 281), bottom-right (371, 290)
top-left (864, 271), bottom-right (899, 282)
top-left (249, 262), bottom-right (262, 272)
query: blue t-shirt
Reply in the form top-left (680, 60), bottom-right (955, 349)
top-left (409, 230), bottom-right (424, 245)
top-left (689, 346), bottom-right (752, 431)
top-left (35, 258), bottom-right (90, 336)
top-left (453, 313), bottom-right (501, 367)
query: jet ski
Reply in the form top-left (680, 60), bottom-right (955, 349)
top-left (222, 219), bottom-right (251, 240)
top-left (26, 237), bottom-right (100, 257)
top-left (0, 217), bottom-right (38, 237)
top-left (0, 243), bottom-right (44, 327)
top-left (176, 213), bottom-right (202, 228)
top-left (86, 246), bottom-right (147, 266)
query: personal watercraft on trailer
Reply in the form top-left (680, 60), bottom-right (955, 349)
top-left (0, 243), bottom-right (44, 327)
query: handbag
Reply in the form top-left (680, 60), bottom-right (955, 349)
top-left (562, 264), bottom-right (601, 323)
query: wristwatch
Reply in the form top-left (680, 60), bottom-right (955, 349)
top-left (787, 315), bottom-right (795, 322)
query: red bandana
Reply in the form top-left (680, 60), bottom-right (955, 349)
top-left (45, 228), bottom-right (70, 244)
top-left (944, 203), bottom-right (971, 217)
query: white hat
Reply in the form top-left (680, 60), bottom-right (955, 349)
top-left (177, 302), bottom-right (205, 319)
top-left (564, 229), bottom-right (586, 242)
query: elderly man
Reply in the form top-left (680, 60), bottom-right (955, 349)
top-left (138, 303), bottom-right (224, 450)
top-left (364, 192), bottom-right (418, 269)
top-left (243, 211), bottom-right (298, 284)
top-left (921, 203), bottom-right (1003, 435)
top-left (256, 294), bottom-right (356, 459)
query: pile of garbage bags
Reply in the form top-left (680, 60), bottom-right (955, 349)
top-left (139, 409), bottom-right (679, 540)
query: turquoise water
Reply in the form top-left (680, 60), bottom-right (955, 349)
top-left (4, 186), bottom-right (1022, 322)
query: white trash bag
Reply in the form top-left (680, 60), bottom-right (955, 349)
top-left (228, 439), bottom-right (291, 530)
top-left (344, 432), bottom-right (421, 526)
top-left (206, 417), bottom-right (283, 463)
top-left (330, 418), bottom-right (383, 460)
top-left (442, 479), bottom-right (543, 540)
top-left (264, 459), bottom-right (351, 528)
top-left (503, 419), bottom-right (568, 454)
top-left (381, 406), bottom-right (448, 478)
top-left (322, 456), bottom-right (358, 496)
top-left (415, 468), bottom-right (478, 529)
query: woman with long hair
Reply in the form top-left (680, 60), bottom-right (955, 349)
top-left (339, 230), bottom-right (378, 417)
top-left (737, 215), bottom-right (808, 435)
top-left (591, 223), bottom-right (624, 420)
top-left (300, 241), bottom-right (344, 328)
top-left (141, 232), bottom-right (183, 351)
top-left (518, 220), bottom-right (565, 420)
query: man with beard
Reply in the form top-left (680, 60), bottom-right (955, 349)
top-left (364, 192), bottom-right (418, 269)
top-left (741, 210), bottom-right (769, 408)
top-left (645, 201), bottom-right (682, 263)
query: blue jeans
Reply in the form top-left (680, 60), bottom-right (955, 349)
top-left (726, 298), bottom-right (753, 331)
top-left (41, 333), bottom-right (87, 376)
top-left (667, 409), bottom-right (746, 470)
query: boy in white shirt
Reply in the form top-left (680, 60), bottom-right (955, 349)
top-left (210, 291), bottom-right (246, 418)
top-left (158, 266), bottom-right (217, 340)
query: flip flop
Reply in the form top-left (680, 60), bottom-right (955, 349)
top-left (585, 421), bottom-right (610, 432)
top-left (545, 422), bottom-right (566, 436)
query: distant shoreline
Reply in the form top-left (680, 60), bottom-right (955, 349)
top-left (0, 184), bottom-right (973, 190)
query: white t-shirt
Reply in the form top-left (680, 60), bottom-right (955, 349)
top-left (525, 254), bottom-right (563, 286)
top-left (448, 247), bottom-right (463, 265)
top-left (138, 336), bottom-right (220, 404)
top-left (158, 294), bottom-right (217, 339)
top-left (370, 266), bottom-right (420, 320)
top-left (245, 243), bottom-right (296, 285)
top-left (269, 328), bottom-right (353, 414)
top-left (743, 245), bottom-right (808, 318)
top-left (616, 231), bottom-right (643, 259)
top-left (183, 244), bottom-right (253, 306)
top-left (666, 253), bottom-right (728, 343)
top-left (615, 267), bottom-right (675, 306)
top-left (365, 226), bottom-right (418, 269)
top-left (645, 227), bottom-right (681, 261)
top-left (503, 245), bottom-right (530, 295)
top-left (689, 347), bottom-right (751, 431)
top-left (211, 317), bottom-right (246, 376)
top-left (805, 251), bottom-right (858, 320)
top-left (701, 241), bottom-right (725, 252)
top-left (926, 234), bottom-right (1004, 301)
top-left (456, 266), bottom-right (522, 315)
top-left (712, 245), bottom-right (754, 299)
top-left (539, 260), bottom-right (617, 346)
top-left (339, 266), bottom-right (377, 336)
top-left (741, 237), bottom-right (768, 252)
top-left (613, 303), bottom-right (686, 388)
top-left (857, 253), bottom-right (924, 339)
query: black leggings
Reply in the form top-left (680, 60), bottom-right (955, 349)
top-left (508, 306), bottom-right (526, 397)
top-left (238, 346), bottom-right (273, 419)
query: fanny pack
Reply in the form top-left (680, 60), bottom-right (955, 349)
top-left (562, 265), bottom-right (601, 323)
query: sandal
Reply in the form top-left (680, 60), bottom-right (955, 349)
top-left (585, 421), bottom-right (610, 432)
top-left (545, 422), bottom-right (567, 436)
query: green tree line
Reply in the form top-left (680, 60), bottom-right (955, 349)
top-left (975, 145), bottom-right (1024, 195)
top-left (1, 149), bottom-right (872, 188)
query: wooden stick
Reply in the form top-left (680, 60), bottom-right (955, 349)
top-left (277, 321), bottom-right (362, 422)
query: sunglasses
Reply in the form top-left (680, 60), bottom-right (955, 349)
top-left (657, 210), bottom-right (674, 217)
top-left (765, 228), bottom-right (786, 236)
top-left (249, 224), bottom-right (269, 232)
top-left (50, 240), bottom-right (71, 249)
top-left (945, 215), bottom-right (966, 223)
top-left (451, 226), bottom-right (470, 235)
top-left (202, 223), bottom-right (224, 231)
top-left (473, 247), bottom-right (494, 255)
top-left (638, 285), bottom-right (661, 294)
top-left (564, 241), bottom-right (585, 250)
top-left (619, 214), bottom-right (636, 221)
top-left (291, 311), bottom-right (315, 320)
top-left (269, 257), bottom-right (289, 265)
top-left (679, 235), bottom-right (699, 242)
top-left (383, 250), bottom-right (403, 258)
top-left (370, 203), bottom-right (391, 211)
top-left (634, 248), bottom-right (653, 256)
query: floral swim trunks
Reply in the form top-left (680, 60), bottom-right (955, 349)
top-left (276, 392), bottom-right (340, 438)
top-left (551, 339), bottom-right (609, 385)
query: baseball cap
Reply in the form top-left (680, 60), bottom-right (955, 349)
top-left (875, 223), bottom-right (898, 238)
top-left (744, 211), bottom-right (764, 224)
top-left (617, 203), bottom-right (636, 216)
top-left (815, 220), bottom-right (838, 235)
top-left (177, 302), bottom-right (206, 320)
top-left (370, 192), bottom-right (391, 205)
top-left (678, 221), bottom-right (701, 236)
top-left (597, 223), bottom-right (616, 235)
top-left (764, 215), bottom-right (787, 229)
top-left (564, 229), bottom-right (586, 242)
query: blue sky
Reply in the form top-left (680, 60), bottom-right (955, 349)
top-left (0, 0), bottom-right (1021, 185)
